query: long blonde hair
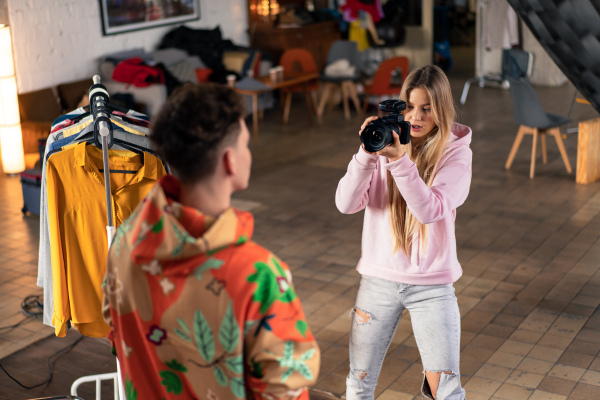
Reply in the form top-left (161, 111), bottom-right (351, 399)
top-left (388, 65), bottom-right (455, 255)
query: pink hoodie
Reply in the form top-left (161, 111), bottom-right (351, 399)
top-left (336, 122), bottom-right (472, 285)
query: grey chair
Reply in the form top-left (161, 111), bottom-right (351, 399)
top-left (505, 77), bottom-right (572, 179)
top-left (317, 40), bottom-right (362, 120)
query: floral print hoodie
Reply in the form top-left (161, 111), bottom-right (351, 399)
top-left (103, 175), bottom-right (320, 400)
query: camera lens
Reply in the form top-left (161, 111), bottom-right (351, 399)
top-left (361, 122), bottom-right (392, 153)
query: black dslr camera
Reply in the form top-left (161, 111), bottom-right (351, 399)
top-left (360, 100), bottom-right (411, 153)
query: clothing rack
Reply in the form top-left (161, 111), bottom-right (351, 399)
top-left (89, 75), bottom-right (116, 244)
top-left (69, 75), bottom-right (126, 400)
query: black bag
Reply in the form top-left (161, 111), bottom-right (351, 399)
top-left (20, 168), bottom-right (42, 215)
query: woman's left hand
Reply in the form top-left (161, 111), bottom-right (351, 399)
top-left (374, 130), bottom-right (405, 161)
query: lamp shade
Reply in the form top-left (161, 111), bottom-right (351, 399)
top-left (0, 77), bottom-right (20, 125)
top-left (0, 125), bottom-right (25, 173)
top-left (0, 25), bottom-right (15, 78)
top-left (0, 24), bottom-right (25, 174)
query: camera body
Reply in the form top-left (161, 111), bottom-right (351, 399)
top-left (360, 100), bottom-right (412, 153)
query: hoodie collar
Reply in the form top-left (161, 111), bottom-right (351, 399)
top-left (128, 175), bottom-right (254, 266)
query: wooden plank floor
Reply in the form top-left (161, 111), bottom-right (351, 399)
top-left (1, 48), bottom-right (600, 399)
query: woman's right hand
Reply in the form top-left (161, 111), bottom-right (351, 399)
top-left (359, 116), bottom-right (379, 154)
top-left (359, 116), bottom-right (379, 137)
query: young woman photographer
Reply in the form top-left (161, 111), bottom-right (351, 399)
top-left (335, 65), bottom-right (472, 400)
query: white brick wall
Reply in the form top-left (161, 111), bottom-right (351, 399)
top-left (7, 0), bottom-right (248, 93)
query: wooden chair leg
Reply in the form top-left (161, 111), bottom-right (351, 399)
top-left (506, 125), bottom-right (527, 170)
top-left (362, 95), bottom-right (370, 117)
top-left (328, 85), bottom-right (338, 111)
top-left (303, 86), bottom-right (314, 126)
top-left (552, 127), bottom-right (573, 173)
top-left (530, 128), bottom-right (538, 179)
top-left (310, 90), bottom-right (319, 115)
top-left (317, 83), bottom-right (333, 122)
top-left (341, 82), bottom-right (351, 119)
top-left (348, 81), bottom-right (361, 113)
top-left (283, 92), bottom-right (292, 125)
top-left (541, 132), bottom-right (547, 164)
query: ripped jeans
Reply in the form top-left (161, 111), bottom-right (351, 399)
top-left (346, 275), bottom-right (465, 400)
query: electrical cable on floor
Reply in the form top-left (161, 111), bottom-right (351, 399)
top-left (21, 294), bottom-right (44, 317)
top-left (0, 335), bottom-right (85, 389)
top-left (0, 294), bottom-right (85, 389)
top-left (0, 294), bottom-right (43, 332)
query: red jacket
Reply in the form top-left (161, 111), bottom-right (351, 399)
top-left (112, 57), bottom-right (165, 87)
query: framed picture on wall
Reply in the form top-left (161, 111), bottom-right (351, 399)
top-left (99, 0), bottom-right (200, 36)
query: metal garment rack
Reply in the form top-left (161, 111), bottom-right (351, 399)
top-left (89, 75), bottom-right (116, 244)
top-left (460, 0), bottom-right (510, 105)
top-left (69, 75), bottom-right (125, 400)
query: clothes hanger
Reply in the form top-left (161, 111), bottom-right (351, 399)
top-left (91, 122), bottom-right (144, 174)
top-left (46, 126), bottom-right (171, 175)
top-left (70, 102), bottom-right (134, 123)
top-left (48, 96), bottom-right (169, 174)
top-left (95, 140), bottom-right (143, 174)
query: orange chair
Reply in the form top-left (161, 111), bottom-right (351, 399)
top-left (362, 56), bottom-right (409, 116)
top-left (279, 48), bottom-right (319, 125)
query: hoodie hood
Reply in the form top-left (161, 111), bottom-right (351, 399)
top-left (115, 175), bottom-right (254, 270)
top-left (447, 122), bottom-right (472, 148)
top-left (435, 122), bottom-right (472, 168)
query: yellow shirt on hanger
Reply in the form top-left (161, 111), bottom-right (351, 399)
top-left (46, 142), bottom-right (166, 337)
top-left (57, 119), bottom-right (92, 138)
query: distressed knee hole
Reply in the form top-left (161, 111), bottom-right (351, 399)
top-left (351, 307), bottom-right (372, 324)
top-left (422, 370), bottom-right (458, 399)
top-left (352, 369), bottom-right (368, 380)
top-left (425, 370), bottom-right (455, 375)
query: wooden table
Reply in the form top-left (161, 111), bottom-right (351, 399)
top-left (233, 72), bottom-right (319, 144)
top-left (577, 117), bottom-right (600, 184)
top-left (570, 96), bottom-right (600, 184)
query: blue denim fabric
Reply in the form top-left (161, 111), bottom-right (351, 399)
top-left (346, 275), bottom-right (466, 400)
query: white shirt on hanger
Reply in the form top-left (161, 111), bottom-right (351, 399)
top-left (481, 0), bottom-right (519, 50)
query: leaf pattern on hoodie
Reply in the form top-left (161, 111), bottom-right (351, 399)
top-left (247, 257), bottom-right (297, 314)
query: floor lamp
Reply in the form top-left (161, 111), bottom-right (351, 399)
top-left (0, 24), bottom-right (25, 175)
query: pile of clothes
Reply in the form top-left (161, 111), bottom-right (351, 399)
top-left (100, 25), bottom-right (265, 93)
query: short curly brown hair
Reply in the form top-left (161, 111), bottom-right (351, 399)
top-left (150, 83), bottom-right (246, 183)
